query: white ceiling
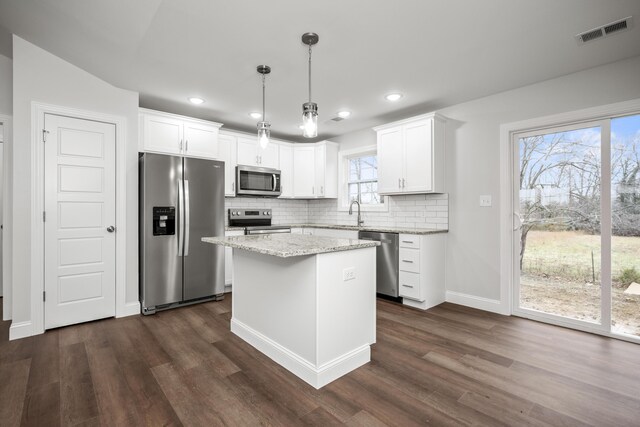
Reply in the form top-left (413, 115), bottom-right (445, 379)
top-left (1, 0), bottom-right (639, 142)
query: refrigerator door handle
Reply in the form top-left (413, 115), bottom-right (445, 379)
top-left (184, 179), bottom-right (190, 256)
top-left (178, 180), bottom-right (185, 256)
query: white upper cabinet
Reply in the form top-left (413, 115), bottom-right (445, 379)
top-left (236, 136), bottom-right (279, 169)
top-left (315, 142), bottom-right (338, 198)
top-left (218, 133), bottom-right (237, 197)
top-left (374, 113), bottom-right (446, 195)
top-left (293, 145), bottom-right (315, 197)
top-left (292, 142), bottom-right (338, 198)
top-left (139, 108), bottom-right (222, 159)
top-left (279, 144), bottom-right (294, 198)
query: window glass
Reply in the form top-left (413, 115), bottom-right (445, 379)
top-left (348, 155), bottom-right (383, 205)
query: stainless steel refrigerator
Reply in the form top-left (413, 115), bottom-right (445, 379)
top-left (139, 153), bottom-right (225, 314)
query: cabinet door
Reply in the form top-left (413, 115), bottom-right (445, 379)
top-left (403, 119), bottom-right (432, 193)
top-left (259, 143), bottom-right (280, 169)
top-left (377, 127), bottom-right (404, 194)
top-left (218, 134), bottom-right (237, 196)
top-left (279, 145), bottom-right (294, 198)
top-left (183, 121), bottom-right (219, 159)
top-left (314, 145), bottom-right (326, 197)
top-left (142, 114), bottom-right (183, 155)
top-left (236, 137), bottom-right (258, 166)
top-left (293, 146), bottom-right (316, 197)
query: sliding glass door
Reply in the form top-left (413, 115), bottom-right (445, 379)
top-left (513, 114), bottom-right (640, 342)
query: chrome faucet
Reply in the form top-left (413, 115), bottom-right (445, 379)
top-left (349, 200), bottom-right (364, 227)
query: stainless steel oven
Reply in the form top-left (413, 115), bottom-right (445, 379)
top-left (228, 209), bottom-right (291, 234)
top-left (236, 165), bottom-right (281, 197)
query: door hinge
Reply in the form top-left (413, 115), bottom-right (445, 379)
top-left (42, 129), bottom-right (50, 143)
top-left (43, 211), bottom-right (46, 222)
top-left (43, 291), bottom-right (46, 302)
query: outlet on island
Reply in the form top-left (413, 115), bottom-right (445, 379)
top-left (343, 267), bottom-right (356, 281)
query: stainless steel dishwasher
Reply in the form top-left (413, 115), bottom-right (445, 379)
top-left (358, 231), bottom-right (399, 297)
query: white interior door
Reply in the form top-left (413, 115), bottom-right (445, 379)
top-left (44, 114), bottom-right (116, 329)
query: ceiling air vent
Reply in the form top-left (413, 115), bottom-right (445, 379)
top-left (576, 16), bottom-right (633, 45)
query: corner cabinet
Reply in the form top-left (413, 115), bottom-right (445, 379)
top-left (139, 108), bottom-right (222, 159)
top-left (374, 113), bottom-right (446, 195)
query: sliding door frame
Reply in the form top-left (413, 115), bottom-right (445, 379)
top-left (499, 98), bottom-right (640, 344)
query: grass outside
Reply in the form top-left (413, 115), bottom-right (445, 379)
top-left (521, 230), bottom-right (640, 337)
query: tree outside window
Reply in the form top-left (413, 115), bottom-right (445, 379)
top-left (348, 155), bottom-right (383, 205)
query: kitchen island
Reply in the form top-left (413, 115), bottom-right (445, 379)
top-left (202, 234), bottom-right (379, 388)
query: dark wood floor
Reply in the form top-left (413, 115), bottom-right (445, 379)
top-left (1, 296), bottom-right (640, 426)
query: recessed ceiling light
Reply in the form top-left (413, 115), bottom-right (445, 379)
top-left (337, 111), bottom-right (351, 119)
top-left (188, 97), bottom-right (205, 105)
top-left (249, 112), bottom-right (262, 119)
top-left (385, 93), bottom-right (403, 102)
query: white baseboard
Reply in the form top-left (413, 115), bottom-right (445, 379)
top-left (402, 298), bottom-right (443, 310)
top-left (231, 318), bottom-right (370, 389)
top-left (9, 321), bottom-right (35, 340)
top-left (118, 301), bottom-right (141, 318)
top-left (446, 291), bottom-right (508, 315)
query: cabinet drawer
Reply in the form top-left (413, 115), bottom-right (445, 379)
top-left (399, 271), bottom-right (422, 300)
top-left (399, 234), bottom-right (420, 249)
top-left (399, 248), bottom-right (420, 273)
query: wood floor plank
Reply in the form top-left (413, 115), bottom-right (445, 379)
top-left (59, 342), bottom-right (99, 426)
top-left (85, 337), bottom-right (144, 426)
top-left (0, 358), bottom-right (30, 427)
top-left (20, 381), bottom-right (61, 427)
top-left (345, 410), bottom-right (389, 427)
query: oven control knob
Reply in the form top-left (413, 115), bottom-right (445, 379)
top-left (264, 211), bottom-right (269, 215)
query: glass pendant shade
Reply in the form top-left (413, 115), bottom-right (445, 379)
top-left (257, 121), bottom-right (270, 149)
top-left (302, 102), bottom-right (318, 138)
top-left (256, 65), bottom-right (271, 149)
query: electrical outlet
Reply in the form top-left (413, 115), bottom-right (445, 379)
top-left (343, 267), bottom-right (356, 281)
top-left (479, 195), bottom-right (492, 207)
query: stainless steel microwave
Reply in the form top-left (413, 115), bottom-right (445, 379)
top-left (236, 165), bottom-right (281, 197)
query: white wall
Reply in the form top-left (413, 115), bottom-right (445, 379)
top-left (331, 55), bottom-right (640, 308)
top-left (0, 54), bottom-right (11, 115)
top-left (440, 54), bottom-right (640, 304)
top-left (11, 36), bottom-right (139, 326)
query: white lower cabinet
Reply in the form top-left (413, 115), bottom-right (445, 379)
top-left (399, 233), bottom-right (446, 310)
top-left (225, 229), bottom-right (245, 290)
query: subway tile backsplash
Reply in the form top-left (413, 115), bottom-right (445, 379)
top-left (226, 193), bottom-right (448, 230)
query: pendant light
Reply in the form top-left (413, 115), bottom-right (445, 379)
top-left (301, 32), bottom-right (319, 138)
top-left (256, 65), bottom-right (271, 149)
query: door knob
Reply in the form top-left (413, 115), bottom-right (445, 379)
top-left (107, 226), bottom-right (115, 233)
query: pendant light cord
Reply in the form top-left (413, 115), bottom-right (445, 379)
top-left (262, 73), bottom-right (266, 121)
top-left (308, 43), bottom-right (312, 103)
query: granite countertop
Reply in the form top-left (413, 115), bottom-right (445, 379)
top-left (202, 234), bottom-right (380, 258)
top-left (288, 223), bottom-right (448, 235)
top-left (225, 226), bottom-right (246, 232)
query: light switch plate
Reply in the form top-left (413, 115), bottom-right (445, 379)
top-left (480, 195), bottom-right (492, 207)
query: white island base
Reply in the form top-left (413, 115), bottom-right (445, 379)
top-left (231, 247), bottom-right (376, 389)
